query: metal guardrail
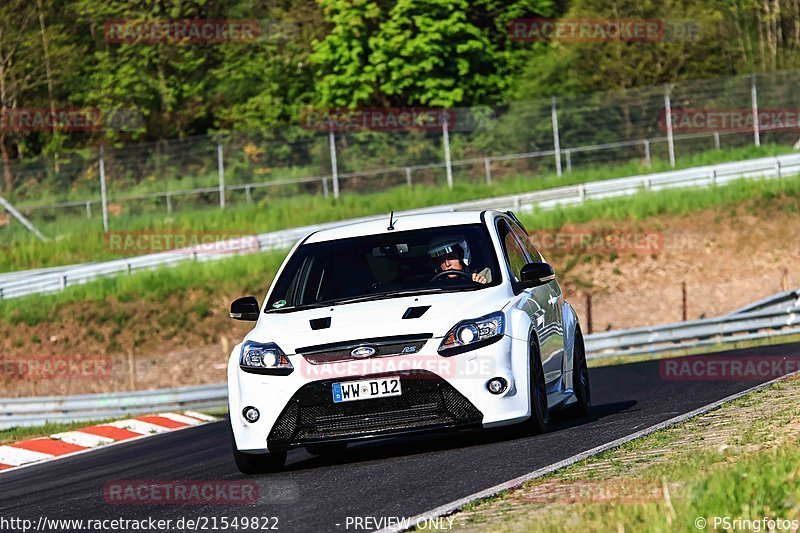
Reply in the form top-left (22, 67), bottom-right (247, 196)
top-left (2, 152), bottom-right (800, 300)
top-left (1, 288), bottom-right (797, 429)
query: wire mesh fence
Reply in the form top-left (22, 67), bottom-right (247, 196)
top-left (3, 70), bottom-right (800, 235)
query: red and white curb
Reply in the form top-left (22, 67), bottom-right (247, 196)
top-left (0, 411), bottom-right (216, 472)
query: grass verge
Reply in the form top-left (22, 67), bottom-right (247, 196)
top-left (448, 372), bottom-right (800, 532)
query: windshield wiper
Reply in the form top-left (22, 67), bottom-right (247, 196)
top-left (325, 287), bottom-right (445, 306)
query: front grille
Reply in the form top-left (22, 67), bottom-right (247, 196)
top-left (267, 370), bottom-right (482, 449)
top-left (297, 334), bottom-right (432, 364)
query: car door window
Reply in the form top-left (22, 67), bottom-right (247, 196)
top-left (510, 222), bottom-right (544, 263)
top-left (497, 219), bottom-right (530, 282)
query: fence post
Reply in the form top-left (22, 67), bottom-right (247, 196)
top-left (85, 201), bottom-right (92, 219)
top-left (585, 293), bottom-right (593, 334)
top-left (217, 142), bottom-right (225, 209)
top-left (551, 96), bottom-right (562, 176)
top-left (405, 167), bottom-right (413, 187)
top-left (443, 114), bottom-right (453, 189)
top-left (328, 130), bottom-right (340, 198)
top-left (643, 139), bottom-right (651, 167)
top-left (681, 281), bottom-right (688, 321)
top-left (751, 74), bottom-right (760, 147)
top-left (245, 184), bottom-right (252, 204)
top-left (714, 131), bottom-right (720, 150)
top-left (166, 193), bottom-right (172, 214)
top-left (99, 144), bottom-right (109, 233)
top-left (565, 149), bottom-right (572, 172)
top-left (664, 84), bottom-right (675, 168)
top-left (322, 176), bottom-right (329, 198)
top-left (484, 158), bottom-right (492, 185)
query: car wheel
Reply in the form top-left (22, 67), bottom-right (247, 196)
top-left (572, 327), bottom-right (592, 416)
top-left (306, 443), bottom-right (348, 456)
top-left (229, 424), bottom-right (286, 475)
top-left (525, 339), bottom-right (549, 434)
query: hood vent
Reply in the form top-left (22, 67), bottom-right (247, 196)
top-left (309, 317), bottom-right (331, 330)
top-left (402, 306), bottom-right (431, 319)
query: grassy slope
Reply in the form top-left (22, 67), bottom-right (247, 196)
top-left (1, 168), bottom-right (798, 327)
top-left (451, 374), bottom-right (800, 532)
top-left (1, 144), bottom-right (790, 271)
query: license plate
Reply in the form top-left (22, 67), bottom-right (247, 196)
top-left (332, 377), bottom-right (402, 403)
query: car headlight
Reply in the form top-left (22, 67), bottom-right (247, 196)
top-left (438, 312), bottom-right (505, 356)
top-left (239, 341), bottom-right (293, 375)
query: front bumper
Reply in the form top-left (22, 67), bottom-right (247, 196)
top-left (229, 334), bottom-right (532, 453)
top-left (267, 370), bottom-right (483, 451)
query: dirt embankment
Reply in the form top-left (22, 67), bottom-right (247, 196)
top-left (1, 202), bottom-right (798, 396)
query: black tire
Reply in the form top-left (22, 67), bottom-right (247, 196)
top-left (525, 339), bottom-right (550, 434)
top-left (306, 442), bottom-right (348, 456)
top-left (229, 424), bottom-right (286, 475)
top-left (571, 327), bottom-right (592, 417)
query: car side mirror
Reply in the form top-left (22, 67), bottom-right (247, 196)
top-left (230, 296), bottom-right (260, 321)
top-left (517, 262), bottom-right (555, 289)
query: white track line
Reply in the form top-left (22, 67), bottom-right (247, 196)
top-left (183, 410), bottom-right (217, 422)
top-left (377, 369), bottom-right (800, 533)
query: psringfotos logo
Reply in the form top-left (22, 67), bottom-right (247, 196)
top-left (103, 480), bottom-right (259, 505)
top-left (0, 355), bottom-right (112, 380)
top-left (105, 231), bottom-right (260, 255)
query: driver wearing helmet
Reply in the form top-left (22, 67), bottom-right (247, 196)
top-left (428, 241), bottom-right (491, 284)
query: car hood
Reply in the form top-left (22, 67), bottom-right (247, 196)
top-left (248, 288), bottom-right (507, 354)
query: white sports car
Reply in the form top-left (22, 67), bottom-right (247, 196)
top-left (227, 210), bottom-right (590, 474)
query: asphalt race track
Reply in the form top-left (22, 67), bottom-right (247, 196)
top-left (2, 342), bottom-right (799, 532)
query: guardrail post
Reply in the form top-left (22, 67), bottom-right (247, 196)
top-left (442, 114), bottom-right (453, 189)
top-left (643, 140), bottom-right (651, 167)
top-left (643, 177), bottom-right (651, 191)
top-left (551, 96), bottom-right (562, 176)
top-left (0, 287), bottom-right (4, 300)
top-left (775, 160), bottom-right (782, 179)
top-left (710, 169), bottom-right (717, 186)
top-left (60, 275), bottom-right (67, 290)
top-left (484, 158), bottom-right (492, 185)
top-left (664, 84), bottom-right (676, 168)
top-left (99, 145), bottom-right (109, 233)
top-left (126, 262), bottom-right (132, 274)
top-left (565, 149), bottom-right (572, 172)
top-left (751, 74), bottom-right (761, 147)
top-left (578, 183), bottom-right (586, 201)
top-left (713, 131), bottom-right (720, 150)
top-left (217, 142), bottom-right (226, 209)
top-left (405, 167), bottom-right (413, 187)
top-left (514, 196), bottom-right (521, 210)
top-left (328, 130), bottom-right (340, 198)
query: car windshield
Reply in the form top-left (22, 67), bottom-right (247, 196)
top-left (265, 223), bottom-right (501, 312)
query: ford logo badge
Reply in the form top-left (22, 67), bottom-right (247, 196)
top-left (351, 346), bottom-right (376, 358)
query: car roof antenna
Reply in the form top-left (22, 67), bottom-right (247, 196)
top-left (387, 211), bottom-right (395, 231)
